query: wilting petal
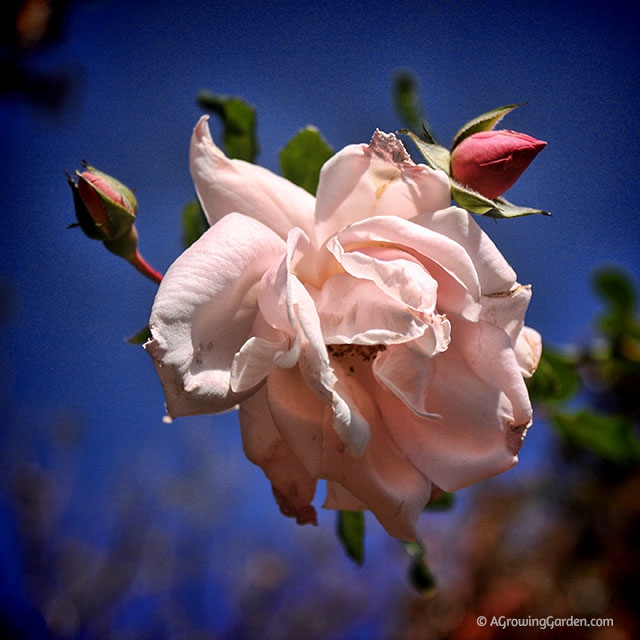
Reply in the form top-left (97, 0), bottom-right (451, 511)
top-left (145, 213), bottom-right (285, 417)
top-left (515, 326), bottom-right (542, 378)
top-left (377, 315), bottom-right (533, 492)
top-left (240, 387), bottom-right (318, 525)
top-left (480, 283), bottom-right (532, 343)
top-left (267, 365), bottom-right (432, 541)
top-left (314, 130), bottom-right (451, 245)
top-left (324, 481), bottom-right (368, 511)
top-left (190, 116), bottom-right (316, 240)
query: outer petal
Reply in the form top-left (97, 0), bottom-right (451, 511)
top-left (515, 326), bottom-right (542, 378)
top-left (412, 206), bottom-right (517, 295)
top-left (376, 317), bottom-right (532, 492)
top-left (314, 130), bottom-right (451, 245)
top-left (144, 213), bottom-right (285, 417)
top-left (239, 387), bottom-right (318, 525)
top-left (266, 364), bottom-right (433, 541)
top-left (190, 116), bottom-right (316, 240)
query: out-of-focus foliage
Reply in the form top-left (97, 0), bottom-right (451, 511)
top-left (181, 199), bottom-right (208, 248)
top-left (279, 126), bottom-right (333, 195)
top-left (197, 90), bottom-right (259, 163)
top-left (337, 510), bottom-right (365, 565)
top-left (530, 266), bottom-right (640, 463)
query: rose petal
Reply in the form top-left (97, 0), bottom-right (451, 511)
top-left (240, 387), bottom-right (318, 525)
top-left (515, 326), bottom-right (542, 378)
top-left (266, 365), bottom-right (432, 541)
top-left (376, 317), bottom-right (533, 492)
top-left (190, 116), bottom-right (316, 240)
top-left (257, 229), bottom-right (372, 456)
top-left (145, 213), bottom-right (285, 417)
top-left (479, 283), bottom-right (532, 343)
top-left (314, 130), bottom-right (451, 245)
top-left (330, 216), bottom-right (482, 321)
top-left (311, 273), bottom-right (429, 346)
top-left (327, 244), bottom-right (439, 313)
top-left (372, 344), bottom-right (442, 419)
top-left (413, 206), bottom-right (517, 295)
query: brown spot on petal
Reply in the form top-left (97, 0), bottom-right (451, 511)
top-left (272, 487), bottom-right (318, 526)
top-left (508, 420), bottom-right (531, 455)
top-left (327, 343), bottom-right (387, 362)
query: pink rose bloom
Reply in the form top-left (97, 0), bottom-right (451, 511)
top-left (451, 130), bottom-right (547, 200)
top-left (144, 116), bottom-right (542, 541)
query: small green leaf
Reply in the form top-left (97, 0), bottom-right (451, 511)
top-left (337, 510), bottom-right (365, 565)
top-left (400, 129), bottom-right (450, 174)
top-left (451, 181), bottom-right (550, 218)
top-left (127, 325), bottom-right (151, 345)
top-left (592, 267), bottom-right (639, 341)
top-left (181, 199), bottom-right (208, 248)
top-left (526, 346), bottom-right (581, 405)
top-left (392, 70), bottom-right (425, 132)
top-left (593, 268), bottom-right (636, 316)
top-left (491, 196), bottom-right (551, 218)
top-left (552, 410), bottom-right (640, 465)
top-left (403, 540), bottom-right (437, 597)
top-left (279, 126), bottom-right (333, 195)
top-left (425, 491), bottom-right (455, 511)
top-left (451, 103), bottom-right (524, 150)
top-left (197, 91), bottom-right (259, 162)
top-left (450, 180), bottom-right (497, 214)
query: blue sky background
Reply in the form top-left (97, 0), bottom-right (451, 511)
top-left (1, 0), bottom-right (639, 637)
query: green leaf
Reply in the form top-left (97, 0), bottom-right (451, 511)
top-left (526, 346), bottom-right (581, 405)
top-left (451, 103), bottom-right (524, 149)
top-left (491, 196), bottom-right (551, 218)
top-left (197, 91), bottom-right (259, 162)
top-left (337, 510), bottom-right (365, 565)
top-left (425, 491), bottom-right (455, 511)
top-left (279, 126), bottom-right (333, 195)
top-left (181, 199), bottom-right (208, 248)
top-left (451, 181), bottom-right (550, 218)
top-left (399, 129), bottom-right (450, 174)
top-left (403, 540), bottom-right (437, 597)
top-left (552, 410), bottom-right (640, 465)
top-left (392, 70), bottom-right (425, 132)
top-left (592, 267), bottom-right (639, 341)
top-left (127, 325), bottom-right (151, 345)
top-left (593, 268), bottom-right (636, 316)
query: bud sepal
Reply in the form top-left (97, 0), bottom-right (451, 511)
top-left (402, 104), bottom-right (549, 218)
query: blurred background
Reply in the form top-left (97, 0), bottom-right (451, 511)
top-left (1, 0), bottom-right (639, 638)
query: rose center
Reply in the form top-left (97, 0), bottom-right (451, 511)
top-left (327, 343), bottom-right (387, 363)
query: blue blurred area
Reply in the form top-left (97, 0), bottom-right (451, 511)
top-left (1, 0), bottom-right (639, 637)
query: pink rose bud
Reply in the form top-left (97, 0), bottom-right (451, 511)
top-left (67, 163), bottom-right (162, 284)
top-left (450, 130), bottom-right (547, 200)
top-left (67, 163), bottom-right (137, 241)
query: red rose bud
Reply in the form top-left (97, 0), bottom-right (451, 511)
top-left (450, 130), bottom-right (546, 200)
top-left (67, 163), bottom-right (137, 241)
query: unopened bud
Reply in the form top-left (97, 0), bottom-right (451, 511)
top-left (451, 130), bottom-right (546, 200)
top-left (66, 163), bottom-right (162, 284)
top-left (67, 163), bottom-right (137, 241)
